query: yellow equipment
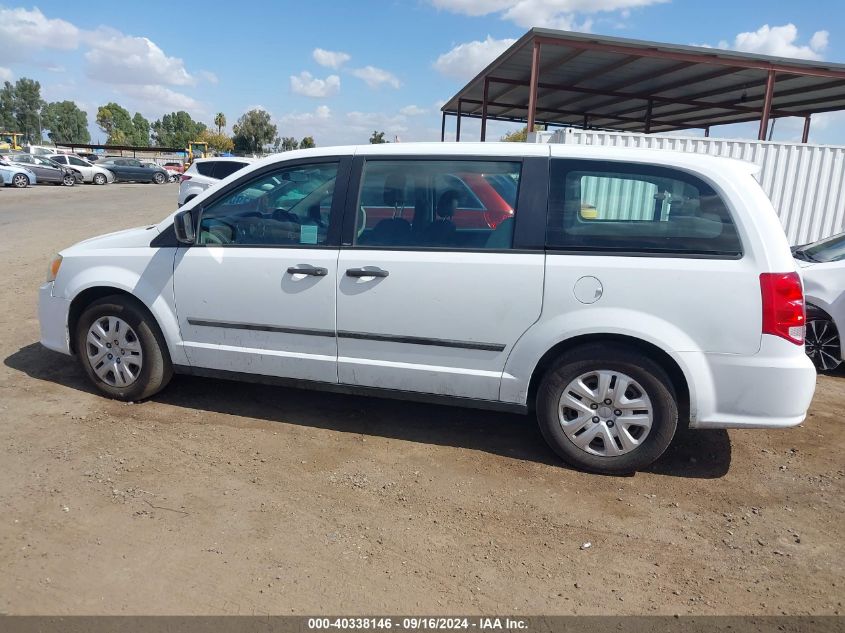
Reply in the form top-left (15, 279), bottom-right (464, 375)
top-left (0, 132), bottom-right (23, 151)
top-left (187, 141), bottom-right (208, 161)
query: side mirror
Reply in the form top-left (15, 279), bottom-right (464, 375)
top-left (173, 209), bottom-right (196, 244)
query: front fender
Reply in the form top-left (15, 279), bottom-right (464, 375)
top-left (54, 249), bottom-right (187, 366)
top-left (499, 307), bottom-right (709, 422)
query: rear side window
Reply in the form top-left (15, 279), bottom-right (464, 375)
top-left (354, 160), bottom-right (521, 250)
top-left (212, 161), bottom-right (247, 180)
top-left (195, 162), bottom-right (215, 177)
top-left (547, 160), bottom-right (742, 257)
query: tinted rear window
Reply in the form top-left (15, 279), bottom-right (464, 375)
top-left (195, 162), bottom-right (215, 177)
top-left (212, 161), bottom-right (248, 180)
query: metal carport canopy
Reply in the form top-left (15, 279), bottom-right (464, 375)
top-left (440, 27), bottom-right (845, 142)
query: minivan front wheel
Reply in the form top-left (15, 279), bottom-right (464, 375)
top-left (75, 295), bottom-right (173, 401)
top-left (537, 345), bottom-right (678, 474)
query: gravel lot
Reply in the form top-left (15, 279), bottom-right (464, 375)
top-left (0, 183), bottom-right (843, 615)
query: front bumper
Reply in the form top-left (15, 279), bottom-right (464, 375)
top-left (39, 283), bottom-right (72, 355)
top-left (681, 335), bottom-right (817, 429)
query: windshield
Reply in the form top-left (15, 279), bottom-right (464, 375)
top-left (800, 232), bottom-right (845, 263)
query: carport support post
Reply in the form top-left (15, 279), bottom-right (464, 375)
top-left (758, 70), bottom-right (776, 141)
top-left (456, 99), bottom-right (463, 142)
top-left (704, 126), bottom-right (710, 137)
top-left (440, 112), bottom-right (446, 142)
top-left (802, 115), bottom-right (811, 143)
top-left (644, 99), bottom-right (653, 134)
top-left (480, 77), bottom-right (490, 141)
top-left (527, 40), bottom-right (541, 133)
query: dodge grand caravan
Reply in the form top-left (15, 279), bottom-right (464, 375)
top-left (38, 143), bottom-right (816, 474)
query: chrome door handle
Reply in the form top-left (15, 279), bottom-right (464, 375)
top-left (346, 267), bottom-right (389, 278)
top-left (287, 265), bottom-right (328, 276)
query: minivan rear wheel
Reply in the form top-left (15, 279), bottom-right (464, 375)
top-left (537, 345), bottom-right (678, 474)
top-left (75, 295), bottom-right (173, 401)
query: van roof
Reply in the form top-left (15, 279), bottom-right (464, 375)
top-left (251, 141), bottom-right (761, 175)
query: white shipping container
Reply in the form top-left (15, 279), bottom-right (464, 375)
top-left (540, 128), bottom-right (845, 245)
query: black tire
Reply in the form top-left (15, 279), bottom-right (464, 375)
top-left (12, 173), bottom-right (29, 188)
top-left (93, 173), bottom-right (107, 185)
top-left (153, 172), bottom-right (166, 184)
top-left (536, 344), bottom-right (678, 474)
top-left (75, 295), bottom-right (173, 401)
top-left (62, 173), bottom-right (75, 186)
top-left (805, 318), bottom-right (842, 372)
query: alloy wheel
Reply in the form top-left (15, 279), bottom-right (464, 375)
top-left (806, 319), bottom-right (842, 371)
top-left (12, 174), bottom-right (28, 188)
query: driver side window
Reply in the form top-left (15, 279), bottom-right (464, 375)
top-left (197, 162), bottom-right (338, 246)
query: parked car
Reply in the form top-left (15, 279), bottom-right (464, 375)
top-left (38, 143), bottom-right (816, 474)
top-left (794, 231), bottom-right (845, 372)
top-left (47, 154), bottom-right (115, 185)
top-left (0, 156), bottom-right (37, 187)
top-left (141, 161), bottom-right (179, 183)
top-left (178, 157), bottom-right (253, 206)
top-left (1, 152), bottom-right (78, 185)
top-left (164, 161), bottom-right (185, 174)
top-left (96, 157), bottom-right (170, 184)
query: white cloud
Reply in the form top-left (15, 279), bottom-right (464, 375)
top-left (313, 48), bottom-right (351, 69)
top-left (351, 66), bottom-right (401, 89)
top-left (84, 29), bottom-right (196, 85)
top-left (0, 67), bottom-right (12, 81)
top-left (120, 85), bottom-right (203, 116)
top-left (400, 105), bottom-right (427, 116)
top-left (290, 71), bottom-right (341, 97)
top-left (716, 24), bottom-right (829, 61)
top-left (0, 7), bottom-right (79, 60)
top-left (429, 0), bottom-right (665, 29)
top-left (198, 70), bottom-right (219, 84)
top-left (434, 36), bottom-right (516, 80)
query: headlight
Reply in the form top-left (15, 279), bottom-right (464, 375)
top-left (46, 255), bottom-right (62, 282)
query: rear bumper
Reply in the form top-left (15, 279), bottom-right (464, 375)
top-left (38, 283), bottom-right (72, 355)
top-left (681, 335), bottom-right (816, 429)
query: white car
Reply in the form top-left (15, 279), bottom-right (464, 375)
top-left (38, 142), bottom-right (816, 474)
top-left (794, 232), bottom-right (845, 371)
top-left (178, 157), bottom-right (253, 206)
top-left (47, 154), bottom-right (115, 185)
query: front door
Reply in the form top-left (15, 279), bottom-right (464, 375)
top-left (336, 157), bottom-right (546, 401)
top-left (174, 158), bottom-right (348, 382)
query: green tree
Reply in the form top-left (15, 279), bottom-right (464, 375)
top-left (500, 125), bottom-right (544, 142)
top-left (151, 111), bottom-right (206, 148)
top-left (42, 100), bottom-right (90, 144)
top-left (0, 82), bottom-right (18, 131)
top-left (300, 136), bottom-right (316, 149)
top-left (96, 102), bottom-right (133, 144)
top-left (280, 136), bottom-right (298, 151)
top-left (214, 112), bottom-right (226, 135)
top-left (232, 109), bottom-right (277, 154)
top-left (369, 130), bottom-right (386, 144)
top-left (130, 112), bottom-right (150, 146)
top-left (11, 78), bottom-right (45, 143)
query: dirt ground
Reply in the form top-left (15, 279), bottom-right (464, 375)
top-left (0, 183), bottom-right (843, 616)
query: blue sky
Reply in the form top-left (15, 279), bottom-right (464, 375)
top-left (2, 1), bottom-right (844, 146)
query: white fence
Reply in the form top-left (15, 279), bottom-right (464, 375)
top-left (541, 128), bottom-right (845, 245)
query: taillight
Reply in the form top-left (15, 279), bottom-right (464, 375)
top-left (760, 272), bottom-right (805, 345)
top-left (180, 174), bottom-right (192, 183)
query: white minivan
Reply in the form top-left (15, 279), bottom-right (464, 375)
top-left (39, 143), bottom-right (816, 474)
